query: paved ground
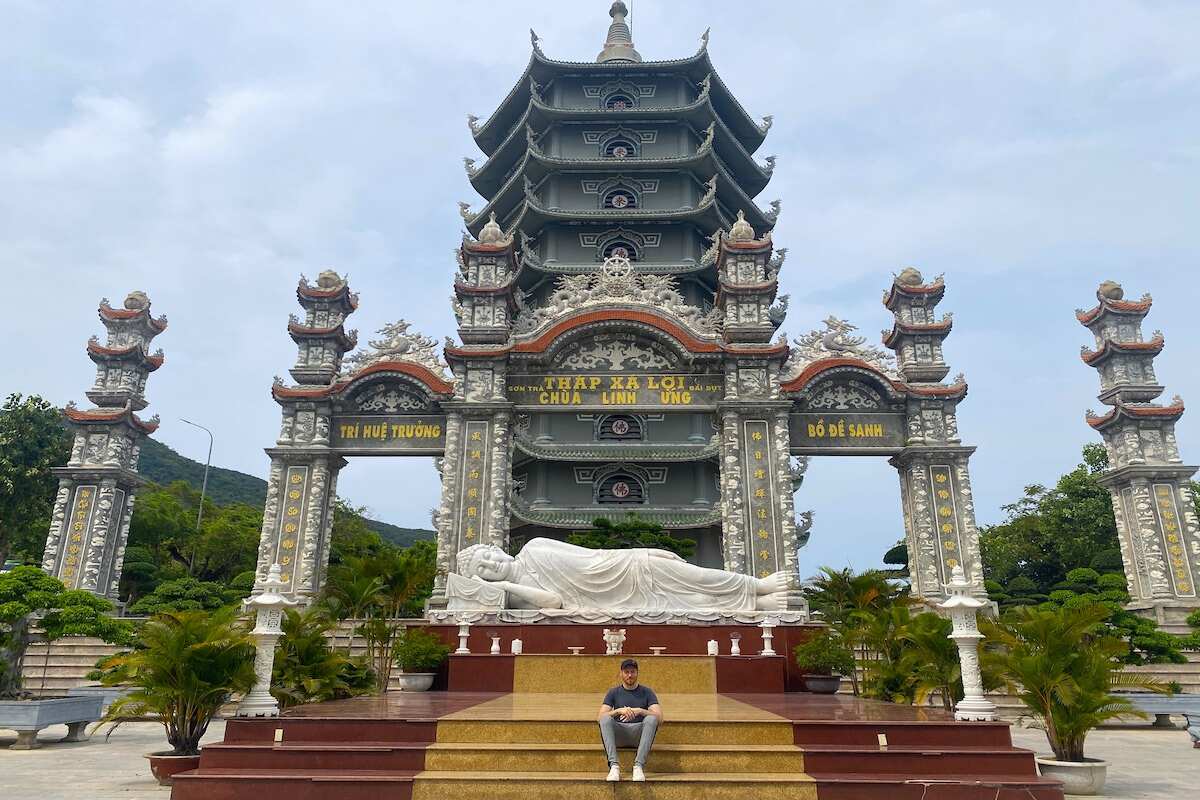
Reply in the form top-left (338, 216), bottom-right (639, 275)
top-left (0, 718), bottom-right (1196, 798)
top-left (0, 719), bottom-right (226, 800)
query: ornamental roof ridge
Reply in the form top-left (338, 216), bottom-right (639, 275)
top-left (1086, 395), bottom-right (1186, 429)
top-left (1080, 332), bottom-right (1165, 364)
top-left (510, 492), bottom-right (721, 530)
top-left (511, 255), bottom-right (724, 339)
top-left (784, 316), bottom-right (900, 382)
top-left (98, 292), bottom-right (169, 332)
top-left (341, 320), bottom-right (447, 380)
top-left (514, 436), bottom-right (720, 463)
top-left (1075, 286), bottom-right (1154, 324)
top-left (297, 270), bottom-right (359, 309)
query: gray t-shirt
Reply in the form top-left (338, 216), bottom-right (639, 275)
top-left (602, 684), bottom-right (659, 724)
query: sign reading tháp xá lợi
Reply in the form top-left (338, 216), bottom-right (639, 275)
top-left (506, 373), bottom-right (724, 409)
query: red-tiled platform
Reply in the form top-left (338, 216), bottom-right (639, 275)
top-left (170, 690), bottom-right (1063, 800)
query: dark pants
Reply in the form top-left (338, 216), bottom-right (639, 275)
top-left (598, 714), bottom-right (659, 767)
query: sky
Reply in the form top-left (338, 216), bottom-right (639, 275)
top-left (3, 1), bottom-right (1198, 573)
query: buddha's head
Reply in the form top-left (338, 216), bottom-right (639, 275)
top-left (457, 544), bottom-right (514, 581)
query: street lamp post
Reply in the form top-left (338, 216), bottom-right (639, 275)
top-left (180, 418), bottom-right (213, 532)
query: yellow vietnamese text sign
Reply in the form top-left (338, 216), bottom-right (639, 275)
top-left (507, 373), bottom-right (724, 409)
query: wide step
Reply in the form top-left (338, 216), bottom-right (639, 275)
top-left (411, 771), bottom-right (817, 800)
top-left (424, 742), bottom-right (804, 773)
top-left (810, 772), bottom-right (1064, 800)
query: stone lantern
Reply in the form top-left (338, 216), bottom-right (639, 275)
top-left (937, 565), bottom-right (997, 721)
top-left (236, 564), bottom-right (298, 718)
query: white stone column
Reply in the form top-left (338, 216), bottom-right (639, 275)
top-left (938, 565), bottom-right (996, 721)
top-left (237, 564), bottom-right (297, 718)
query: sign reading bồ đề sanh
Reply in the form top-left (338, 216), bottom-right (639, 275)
top-left (788, 412), bottom-right (905, 452)
top-left (507, 373), bottom-right (724, 409)
top-left (331, 414), bottom-right (447, 453)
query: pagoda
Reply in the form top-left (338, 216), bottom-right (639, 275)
top-left (41, 291), bottom-right (166, 598)
top-left (451, 0), bottom-right (786, 574)
top-left (1079, 280), bottom-right (1200, 629)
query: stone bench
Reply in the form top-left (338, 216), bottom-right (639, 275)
top-left (0, 695), bottom-right (104, 749)
top-left (1118, 692), bottom-right (1200, 746)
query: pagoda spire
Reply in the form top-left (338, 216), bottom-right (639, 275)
top-left (597, 1), bottom-right (642, 63)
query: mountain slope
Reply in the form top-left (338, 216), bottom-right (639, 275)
top-left (137, 438), bottom-right (435, 547)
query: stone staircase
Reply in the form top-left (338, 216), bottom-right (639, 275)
top-left (20, 637), bottom-right (120, 697)
top-left (172, 653), bottom-right (1065, 800)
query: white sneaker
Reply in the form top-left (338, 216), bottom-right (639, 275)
top-left (606, 765), bottom-right (620, 782)
top-left (632, 765), bottom-right (646, 782)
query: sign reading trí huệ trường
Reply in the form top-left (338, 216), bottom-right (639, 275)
top-left (331, 414), bottom-right (447, 453)
top-left (506, 373), bottom-right (724, 409)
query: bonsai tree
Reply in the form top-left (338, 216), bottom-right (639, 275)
top-left (0, 566), bottom-right (132, 698)
top-left (393, 628), bottom-right (451, 674)
top-left (271, 607), bottom-right (373, 710)
top-left (97, 607), bottom-right (255, 755)
top-left (568, 515), bottom-right (696, 559)
top-left (982, 602), bottom-right (1161, 763)
top-left (792, 630), bottom-right (855, 677)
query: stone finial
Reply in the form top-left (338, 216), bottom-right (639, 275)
top-left (1098, 280), bottom-right (1124, 300)
top-left (479, 212), bottom-right (505, 245)
top-left (124, 290), bottom-right (150, 310)
top-left (316, 270), bottom-right (345, 290)
top-left (896, 267), bottom-right (924, 286)
top-left (728, 210), bottom-right (755, 242)
top-left (597, 1), bottom-right (642, 63)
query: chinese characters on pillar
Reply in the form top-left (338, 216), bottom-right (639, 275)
top-left (61, 485), bottom-right (98, 587)
top-left (457, 420), bottom-right (491, 548)
top-left (742, 420), bottom-right (779, 579)
top-left (929, 465), bottom-right (964, 582)
top-left (274, 466), bottom-right (310, 589)
top-left (1154, 484), bottom-right (1196, 596)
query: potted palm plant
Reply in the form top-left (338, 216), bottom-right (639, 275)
top-left (792, 630), bottom-right (855, 694)
top-left (96, 607), bottom-right (255, 785)
top-left (392, 627), bottom-right (451, 691)
top-left (982, 602), bottom-right (1162, 795)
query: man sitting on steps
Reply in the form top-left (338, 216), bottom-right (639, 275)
top-left (597, 658), bottom-right (662, 782)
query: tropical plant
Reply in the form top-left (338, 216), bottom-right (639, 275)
top-left (568, 515), bottom-right (696, 559)
top-left (792, 630), bottom-right (855, 677)
top-left (393, 627), bottom-right (452, 674)
top-left (0, 566), bottom-right (132, 698)
top-left (271, 607), bottom-right (374, 710)
top-left (981, 602), bottom-right (1162, 762)
top-left (321, 541), bottom-right (438, 691)
top-left (898, 612), bottom-right (962, 712)
top-left (859, 604), bottom-right (918, 703)
top-left (96, 607), bottom-right (256, 755)
top-left (804, 567), bottom-right (907, 694)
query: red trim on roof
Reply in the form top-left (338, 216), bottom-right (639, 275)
top-left (1076, 298), bottom-right (1152, 324)
top-left (882, 319), bottom-right (953, 347)
top-left (1081, 334), bottom-right (1164, 365)
top-left (462, 241), bottom-right (513, 254)
top-left (98, 305), bottom-right (168, 332)
top-left (272, 360), bottom-right (454, 401)
top-left (85, 340), bottom-right (164, 369)
top-left (1087, 400), bottom-right (1185, 429)
top-left (296, 284), bottom-right (359, 311)
top-left (882, 282), bottom-right (945, 310)
top-left (64, 405), bottom-right (159, 434)
top-left (512, 310), bottom-right (724, 354)
top-left (780, 357), bottom-right (966, 399)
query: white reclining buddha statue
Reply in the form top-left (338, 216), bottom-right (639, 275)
top-left (448, 537), bottom-right (791, 613)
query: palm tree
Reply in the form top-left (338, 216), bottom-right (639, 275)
top-left (805, 567), bottom-right (907, 694)
top-left (899, 612), bottom-right (961, 711)
top-left (97, 608), bottom-right (256, 755)
top-left (982, 602), bottom-right (1161, 762)
top-left (271, 607), bottom-right (373, 710)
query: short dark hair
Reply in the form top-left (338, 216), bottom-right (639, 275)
top-left (620, 658), bottom-right (638, 670)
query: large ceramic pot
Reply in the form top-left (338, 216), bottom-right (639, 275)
top-left (395, 672), bottom-right (436, 692)
top-left (1035, 756), bottom-right (1108, 796)
top-left (145, 752), bottom-right (201, 786)
top-left (802, 674), bottom-right (842, 694)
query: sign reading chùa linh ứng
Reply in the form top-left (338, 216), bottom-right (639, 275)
top-left (507, 373), bottom-right (724, 409)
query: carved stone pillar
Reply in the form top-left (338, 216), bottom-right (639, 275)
top-left (892, 446), bottom-right (985, 601)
